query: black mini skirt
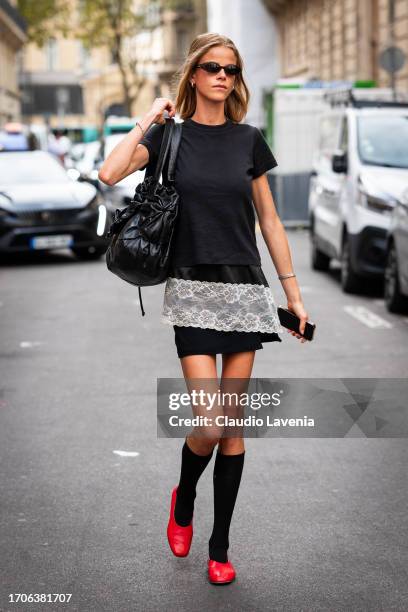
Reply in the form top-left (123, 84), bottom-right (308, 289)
top-left (173, 325), bottom-right (281, 358)
top-left (165, 264), bottom-right (283, 359)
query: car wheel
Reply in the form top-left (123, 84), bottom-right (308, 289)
top-left (72, 245), bottom-right (106, 260)
top-left (310, 225), bottom-right (331, 271)
top-left (384, 242), bottom-right (408, 313)
top-left (341, 233), bottom-right (362, 294)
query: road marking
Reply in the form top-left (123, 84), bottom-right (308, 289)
top-left (113, 450), bottom-right (140, 457)
top-left (343, 305), bottom-right (393, 328)
top-left (20, 341), bottom-right (44, 348)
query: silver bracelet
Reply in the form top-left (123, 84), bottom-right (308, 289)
top-left (136, 121), bottom-right (145, 136)
top-left (278, 272), bottom-right (296, 280)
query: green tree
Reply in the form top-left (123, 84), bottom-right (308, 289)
top-left (77, 0), bottom-right (149, 116)
top-left (162, 0), bottom-right (193, 9)
top-left (17, 0), bottom-right (71, 46)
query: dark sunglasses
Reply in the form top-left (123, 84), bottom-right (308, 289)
top-left (195, 62), bottom-right (241, 76)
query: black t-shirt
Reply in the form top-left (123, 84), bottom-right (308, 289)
top-left (139, 117), bottom-right (278, 267)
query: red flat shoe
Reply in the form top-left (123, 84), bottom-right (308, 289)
top-left (167, 486), bottom-right (193, 557)
top-left (207, 559), bottom-right (236, 584)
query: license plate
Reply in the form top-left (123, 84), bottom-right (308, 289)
top-left (30, 234), bottom-right (74, 249)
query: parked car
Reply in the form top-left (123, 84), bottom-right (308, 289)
top-left (0, 150), bottom-right (110, 259)
top-left (384, 188), bottom-right (408, 313)
top-left (65, 140), bottom-right (103, 190)
top-left (0, 122), bottom-right (39, 152)
top-left (308, 89), bottom-right (408, 293)
top-left (100, 133), bottom-right (145, 208)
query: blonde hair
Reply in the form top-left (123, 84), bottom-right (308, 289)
top-left (171, 33), bottom-right (250, 123)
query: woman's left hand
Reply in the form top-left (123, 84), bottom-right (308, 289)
top-left (286, 300), bottom-right (309, 343)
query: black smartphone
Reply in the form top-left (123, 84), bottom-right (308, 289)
top-left (277, 306), bottom-right (316, 341)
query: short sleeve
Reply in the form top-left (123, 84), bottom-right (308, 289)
top-left (138, 123), bottom-right (165, 170)
top-left (251, 127), bottom-right (278, 179)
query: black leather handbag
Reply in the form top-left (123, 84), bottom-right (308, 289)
top-left (105, 118), bottom-right (182, 316)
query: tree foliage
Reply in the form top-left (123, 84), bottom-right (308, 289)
top-left (77, 0), bottom-right (148, 115)
top-left (76, 0), bottom-right (143, 50)
top-left (17, 0), bottom-right (71, 46)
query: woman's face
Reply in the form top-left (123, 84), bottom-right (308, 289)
top-left (191, 45), bottom-right (238, 102)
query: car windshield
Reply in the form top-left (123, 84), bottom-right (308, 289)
top-left (0, 153), bottom-right (69, 185)
top-left (357, 114), bottom-right (408, 168)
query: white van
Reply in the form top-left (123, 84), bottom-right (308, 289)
top-left (308, 89), bottom-right (408, 293)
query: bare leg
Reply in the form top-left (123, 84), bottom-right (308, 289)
top-left (218, 350), bottom-right (256, 455)
top-left (179, 354), bottom-right (223, 454)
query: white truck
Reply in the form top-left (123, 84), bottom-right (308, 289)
top-left (308, 88), bottom-right (408, 293)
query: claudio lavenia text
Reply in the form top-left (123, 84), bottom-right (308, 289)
top-left (168, 415), bottom-right (315, 427)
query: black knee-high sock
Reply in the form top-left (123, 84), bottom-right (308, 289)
top-left (208, 450), bottom-right (245, 563)
top-left (174, 439), bottom-right (214, 526)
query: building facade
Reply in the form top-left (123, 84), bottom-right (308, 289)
top-left (20, 0), bottom-right (207, 130)
top-left (19, 0), bottom-right (104, 130)
top-left (0, 0), bottom-right (27, 124)
top-left (20, 35), bottom-right (90, 128)
top-left (262, 0), bottom-right (408, 90)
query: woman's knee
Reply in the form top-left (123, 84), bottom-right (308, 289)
top-left (189, 421), bottom-right (225, 447)
top-left (187, 434), bottom-right (245, 456)
top-left (218, 437), bottom-right (245, 455)
top-left (187, 434), bottom-right (220, 455)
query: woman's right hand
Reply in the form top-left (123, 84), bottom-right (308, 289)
top-left (148, 97), bottom-right (176, 124)
top-left (286, 299), bottom-right (310, 343)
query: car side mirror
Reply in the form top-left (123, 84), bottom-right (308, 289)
top-left (332, 150), bottom-right (347, 174)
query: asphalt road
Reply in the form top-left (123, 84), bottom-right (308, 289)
top-left (1, 228), bottom-right (407, 612)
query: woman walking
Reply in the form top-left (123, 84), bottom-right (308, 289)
top-left (99, 32), bottom-right (310, 585)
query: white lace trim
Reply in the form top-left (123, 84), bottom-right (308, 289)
top-left (161, 277), bottom-right (285, 334)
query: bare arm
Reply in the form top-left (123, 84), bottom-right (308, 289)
top-left (252, 173), bottom-right (310, 342)
top-left (98, 111), bottom-right (155, 186)
top-left (98, 97), bottom-right (176, 186)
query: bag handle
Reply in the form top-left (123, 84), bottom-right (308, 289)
top-left (166, 122), bottom-right (182, 184)
top-left (152, 118), bottom-right (174, 185)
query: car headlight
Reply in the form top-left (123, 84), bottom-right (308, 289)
top-left (357, 176), bottom-right (396, 215)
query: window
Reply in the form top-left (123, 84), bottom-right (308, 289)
top-left (45, 37), bottom-right (58, 71)
top-left (144, 1), bottom-right (161, 27)
top-left (79, 42), bottom-right (91, 72)
top-left (357, 115), bottom-right (408, 169)
top-left (176, 29), bottom-right (188, 58)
